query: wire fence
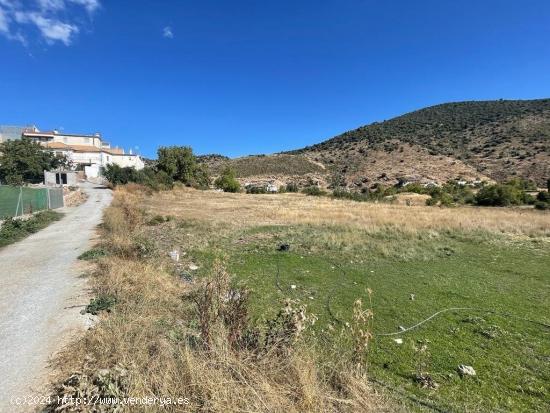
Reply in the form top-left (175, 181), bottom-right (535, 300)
top-left (0, 186), bottom-right (64, 218)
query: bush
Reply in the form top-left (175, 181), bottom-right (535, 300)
top-left (246, 186), bottom-right (267, 194)
top-left (474, 184), bottom-right (524, 206)
top-left (302, 186), bottom-right (326, 196)
top-left (534, 201), bottom-right (549, 210)
top-left (536, 191), bottom-right (550, 203)
top-left (78, 248), bottom-right (107, 261)
top-left (102, 164), bottom-right (174, 190)
top-left (157, 146), bottom-right (210, 187)
top-left (215, 167), bottom-right (240, 192)
top-left (396, 182), bottom-right (427, 195)
top-left (84, 294), bottom-right (117, 315)
top-left (332, 189), bottom-right (369, 202)
top-left (285, 182), bottom-right (299, 192)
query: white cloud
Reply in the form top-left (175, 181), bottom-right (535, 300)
top-left (37, 0), bottom-right (65, 11)
top-left (17, 11), bottom-right (78, 45)
top-left (0, 0), bottom-right (100, 46)
top-left (68, 0), bottom-right (100, 14)
top-left (0, 7), bottom-right (9, 33)
top-left (163, 26), bottom-right (173, 39)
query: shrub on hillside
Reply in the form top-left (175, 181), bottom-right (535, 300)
top-left (474, 184), bottom-right (524, 206)
top-left (215, 167), bottom-right (240, 192)
top-left (246, 185), bottom-right (267, 194)
top-left (332, 188), bottom-right (369, 202)
top-left (285, 182), bottom-right (299, 192)
top-left (302, 186), bottom-right (326, 196)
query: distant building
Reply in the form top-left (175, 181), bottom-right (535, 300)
top-left (266, 183), bottom-right (278, 193)
top-left (0, 125), bottom-right (144, 178)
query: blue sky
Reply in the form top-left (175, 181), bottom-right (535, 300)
top-left (1, 0), bottom-right (550, 159)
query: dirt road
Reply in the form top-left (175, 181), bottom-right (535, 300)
top-left (0, 183), bottom-right (112, 412)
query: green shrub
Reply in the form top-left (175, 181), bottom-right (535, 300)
top-left (215, 167), bottom-right (240, 192)
top-left (425, 197), bottom-right (438, 206)
top-left (534, 201), bottom-right (549, 210)
top-left (285, 182), bottom-right (299, 193)
top-left (78, 248), bottom-right (108, 261)
top-left (332, 189), bottom-right (369, 202)
top-left (302, 186), bottom-right (326, 196)
top-left (536, 191), bottom-right (550, 203)
top-left (475, 184), bottom-right (524, 206)
top-left (246, 186), bottom-right (267, 194)
top-left (397, 183), bottom-right (427, 194)
top-left (102, 164), bottom-right (174, 190)
top-left (84, 294), bottom-right (117, 315)
top-left (157, 146), bottom-right (210, 187)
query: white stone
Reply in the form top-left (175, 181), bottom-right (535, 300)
top-left (458, 365), bottom-right (476, 376)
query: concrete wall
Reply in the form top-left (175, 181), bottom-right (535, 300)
top-left (70, 151), bottom-right (104, 166)
top-left (85, 164), bottom-right (101, 179)
top-left (110, 154), bottom-right (145, 169)
top-left (51, 135), bottom-right (103, 148)
top-left (44, 171), bottom-right (78, 186)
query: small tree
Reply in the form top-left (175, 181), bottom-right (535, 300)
top-left (474, 184), bottom-right (523, 206)
top-left (0, 138), bottom-right (67, 185)
top-left (157, 146), bottom-right (210, 187)
top-left (215, 167), bottom-right (240, 192)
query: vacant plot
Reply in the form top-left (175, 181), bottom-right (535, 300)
top-left (139, 187), bottom-right (550, 412)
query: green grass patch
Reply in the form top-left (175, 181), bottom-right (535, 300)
top-left (174, 223), bottom-right (549, 412)
top-left (0, 210), bottom-right (62, 248)
top-left (83, 294), bottom-right (117, 315)
top-left (78, 247), bottom-right (108, 261)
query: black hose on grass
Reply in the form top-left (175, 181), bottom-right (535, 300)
top-left (326, 260), bottom-right (346, 326)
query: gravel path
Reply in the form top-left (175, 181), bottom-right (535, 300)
top-left (0, 183), bottom-right (112, 412)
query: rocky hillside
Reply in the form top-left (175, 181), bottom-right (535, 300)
top-left (293, 99), bottom-right (550, 186)
top-left (202, 99), bottom-right (550, 189)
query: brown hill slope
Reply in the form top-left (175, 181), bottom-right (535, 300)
top-left (291, 99), bottom-right (550, 187)
top-left (201, 99), bottom-right (549, 188)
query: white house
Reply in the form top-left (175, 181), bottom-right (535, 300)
top-left (20, 126), bottom-right (144, 178)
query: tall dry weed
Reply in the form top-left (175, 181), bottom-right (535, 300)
top-left (45, 187), bottom-right (387, 412)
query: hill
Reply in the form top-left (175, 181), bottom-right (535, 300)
top-left (201, 99), bottom-right (550, 188)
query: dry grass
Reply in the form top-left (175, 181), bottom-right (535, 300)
top-left (47, 187), bottom-right (390, 413)
top-left (142, 187), bottom-right (550, 237)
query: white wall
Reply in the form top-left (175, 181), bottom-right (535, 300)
top-left (51, 135), bottom-right (103, 148)
top-left (109, 154), bottom-right (145, 169)
top-left (85, 164), bottom-right (101, 178)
